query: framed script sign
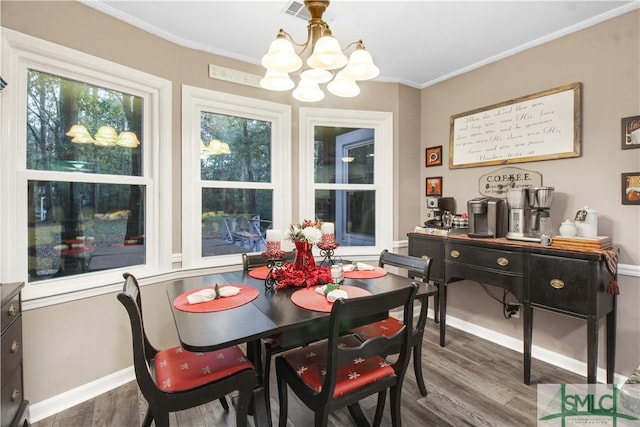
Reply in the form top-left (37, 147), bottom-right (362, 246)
top-left (449, 83), bottom-right (581, 169)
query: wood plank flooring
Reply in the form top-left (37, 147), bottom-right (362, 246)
top-left (32, 321), bottom-right (585, 426)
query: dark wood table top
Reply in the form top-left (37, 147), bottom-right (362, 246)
top-left (165, 269), bottom-right (435, 353)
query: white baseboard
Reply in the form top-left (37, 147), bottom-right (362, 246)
top-left (444, 313), bottom-right (628, 385)
top-left (29, 366), bottom-right (135, 423)
top-left (28, 311), bottom-right (627, 423)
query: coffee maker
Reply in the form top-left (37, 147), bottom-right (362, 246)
top-left (505, 186), bottom-right (555, 242)
top-left (467, 197), bottom-right (507, 238)
top-left (425, 196), bottom-right (455, 228)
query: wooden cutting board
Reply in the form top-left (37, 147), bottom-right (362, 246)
top-left (551, 236), bottom-right (612, 249)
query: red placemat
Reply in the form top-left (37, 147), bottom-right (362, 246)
top-left (290, 285), bottom-right (372, 313)
top-left (248, 266), bottom-right (270, 280)
top-left (173, 285), bottom-right (259, 313)
top-left (343, 267), bottom-right (387, 279)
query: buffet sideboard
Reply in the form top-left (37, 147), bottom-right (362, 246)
top-left (408, 231), bottom-right (617, 385)
top-left (1, 282), bottom-right (29, 427)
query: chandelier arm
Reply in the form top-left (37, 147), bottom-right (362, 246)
top-left (341, 40), bottom-right (365, 53)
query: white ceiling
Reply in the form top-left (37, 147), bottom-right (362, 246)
top-left (84, 0), bottom-right (637, 88)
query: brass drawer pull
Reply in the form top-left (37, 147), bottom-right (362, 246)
top-left (450, 250), bottom-right (460, 258)
top-left (550, 279), bottom-right (565, 289)
top-left (11, 389), bottom-right (20, 402)
top-left (8, 304), bottom-right (17, 317)
top-left (10, 340), bottom-right (19, 353)
top-left (496, 257), bottom-right (509, 266)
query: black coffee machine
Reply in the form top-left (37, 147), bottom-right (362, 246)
top-left (467, 197), bottom-right (507, 238)
top-left (425, 197), bottom-right (455, 228)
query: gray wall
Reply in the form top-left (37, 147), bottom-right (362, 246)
top-left (1, 0), bottom-right (638, 411)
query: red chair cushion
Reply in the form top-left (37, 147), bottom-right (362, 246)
top-left (281, 335), bottom-right (395, 398)
top-left (351, 317), bottom-right (403, 340)
top-left (154, 345), bottom-right (253, 392)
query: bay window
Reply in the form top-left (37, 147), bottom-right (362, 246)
top-left (1, 30), bottom-right (172, 301)
top-left (299, 108), bottom-right (393, 257)
top-left (181, 86), bottom-right (291, 268)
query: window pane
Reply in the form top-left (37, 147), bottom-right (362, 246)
top-left (28, 181), bottom-right (145, 281)
top-left (200, 112), bottom-right (271, 182)
top-left (315, 190), bottom-right (375, 246)
top-left (202, 188), bottom-right (273, 255)
top-left (26, 70), bottom-right (143, 176)
top-left (314, 127), bottom-right (374, 184)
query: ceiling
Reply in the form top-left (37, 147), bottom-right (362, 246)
top-left (85, 0), bottom-right (636, 88)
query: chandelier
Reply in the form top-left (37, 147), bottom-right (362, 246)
top-left (259, 0), bottom-right (379, 102)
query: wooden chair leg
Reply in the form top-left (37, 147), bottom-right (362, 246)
top-left (347, 402), bottom-right (369, 426)
top-left (219, 396), bottom-right (229, 411)
top-left (263, 344), bottom-right (273, 424)
top-left (389, 386), bottom-right (402, 427)
top-left (149, 409), bottom-right (169, 427)
top-left (236, 387), bottom-right (252, 427)
top-left (277, 376), bottom-right (288, 427)
top-left (373, 390), bottom-right (387, 427)
top-left (141, 408), bottom-right (153, 427)
top-left (413, 343), bottom-right (428, 397)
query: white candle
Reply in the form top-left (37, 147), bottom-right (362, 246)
top-left (321, 222), bottom-right (334, 235)
top-left (266, 229), bottom-right (281, 242)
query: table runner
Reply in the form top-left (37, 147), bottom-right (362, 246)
top-left (290, 285), bottom-right (372, 312)
top-left (173, 284), bottom-right (259, 313)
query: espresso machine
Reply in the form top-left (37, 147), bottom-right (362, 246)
top-left (425, 196), bottom-right (455, 228)
top-left (467, 197), bottom-right (507, 238)
top-left (505, 186), bottom-right (555, 242)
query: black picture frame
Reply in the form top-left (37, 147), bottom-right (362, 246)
top-left (621, 115), bottom-right (640, 149)
top-left (622, 172), bottom-right (640, 205)
top-left (425, 145), bottom-right (442, 167)
top-left (426, 177), bottom-right (442, 197)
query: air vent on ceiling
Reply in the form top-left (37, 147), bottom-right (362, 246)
top-left (283, 1), bottom-right (335, 23)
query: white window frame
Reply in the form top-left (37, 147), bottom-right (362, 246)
top-left (181, 85), bottom-right (292, 269)
top-left (299, 108), bottom-right (394, 257)
top-left (0, 29), bottom-right (173, 305)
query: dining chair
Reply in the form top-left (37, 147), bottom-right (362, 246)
top-left (350, 249), bottom-right (436, 396)
top-left (117, 272), bottom-right (257, 427)
top-left (276, 283), bottom-right (418, 427)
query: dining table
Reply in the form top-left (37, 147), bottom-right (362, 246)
top-left (164, 265), bottom-right (436, 427)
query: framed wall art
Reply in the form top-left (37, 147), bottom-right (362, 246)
top-left (449, 82), bottom-right (582, 169)
top-left (425, 145), bottom-right (443, 167)
top-left (621, 115), bottom-right (640, 149)
top-left (622, 172), bottom-right (640, 205)
top-left (426, 176), bottom-right (442, 197)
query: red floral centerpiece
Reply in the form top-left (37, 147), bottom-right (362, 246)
top-left (271, 220), bottom-right (331, 289)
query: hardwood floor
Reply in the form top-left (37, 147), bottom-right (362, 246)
top-left (32, 321), bottom-right (585, 427)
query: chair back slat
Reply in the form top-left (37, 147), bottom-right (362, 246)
top-left (242, 251), bottom-right (296, 271)
top-left (379, 249), bottom-right (432, 282)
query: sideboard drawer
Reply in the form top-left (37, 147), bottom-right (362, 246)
top-left (529, 254), bottom-right (590, 315)
top-left (1, 367), bottom-right (23, 427)
top-left (1, 320), bottom-right (22, 386)
top-left (1, 293), bottom-right (20, 335)
top-left (444, 243), bottom-right (524, 300)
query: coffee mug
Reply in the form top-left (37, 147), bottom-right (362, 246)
top-left (540, 234), bottom-right (553, 246)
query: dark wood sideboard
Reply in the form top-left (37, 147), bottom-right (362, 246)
top-left (1, 282), bottom-right (29, 427)
top-left (408, 231), bottom-right (617, 385)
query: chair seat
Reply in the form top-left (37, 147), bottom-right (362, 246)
top-left (351, 317), bottom-right (403, 340)
top-left (281, 335), bottom-right (395, 398)
top-left (154, 345), bottom-right (253, 392)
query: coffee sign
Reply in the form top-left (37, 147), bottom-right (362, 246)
top-left (479, 166), bottom-right (542, 198)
